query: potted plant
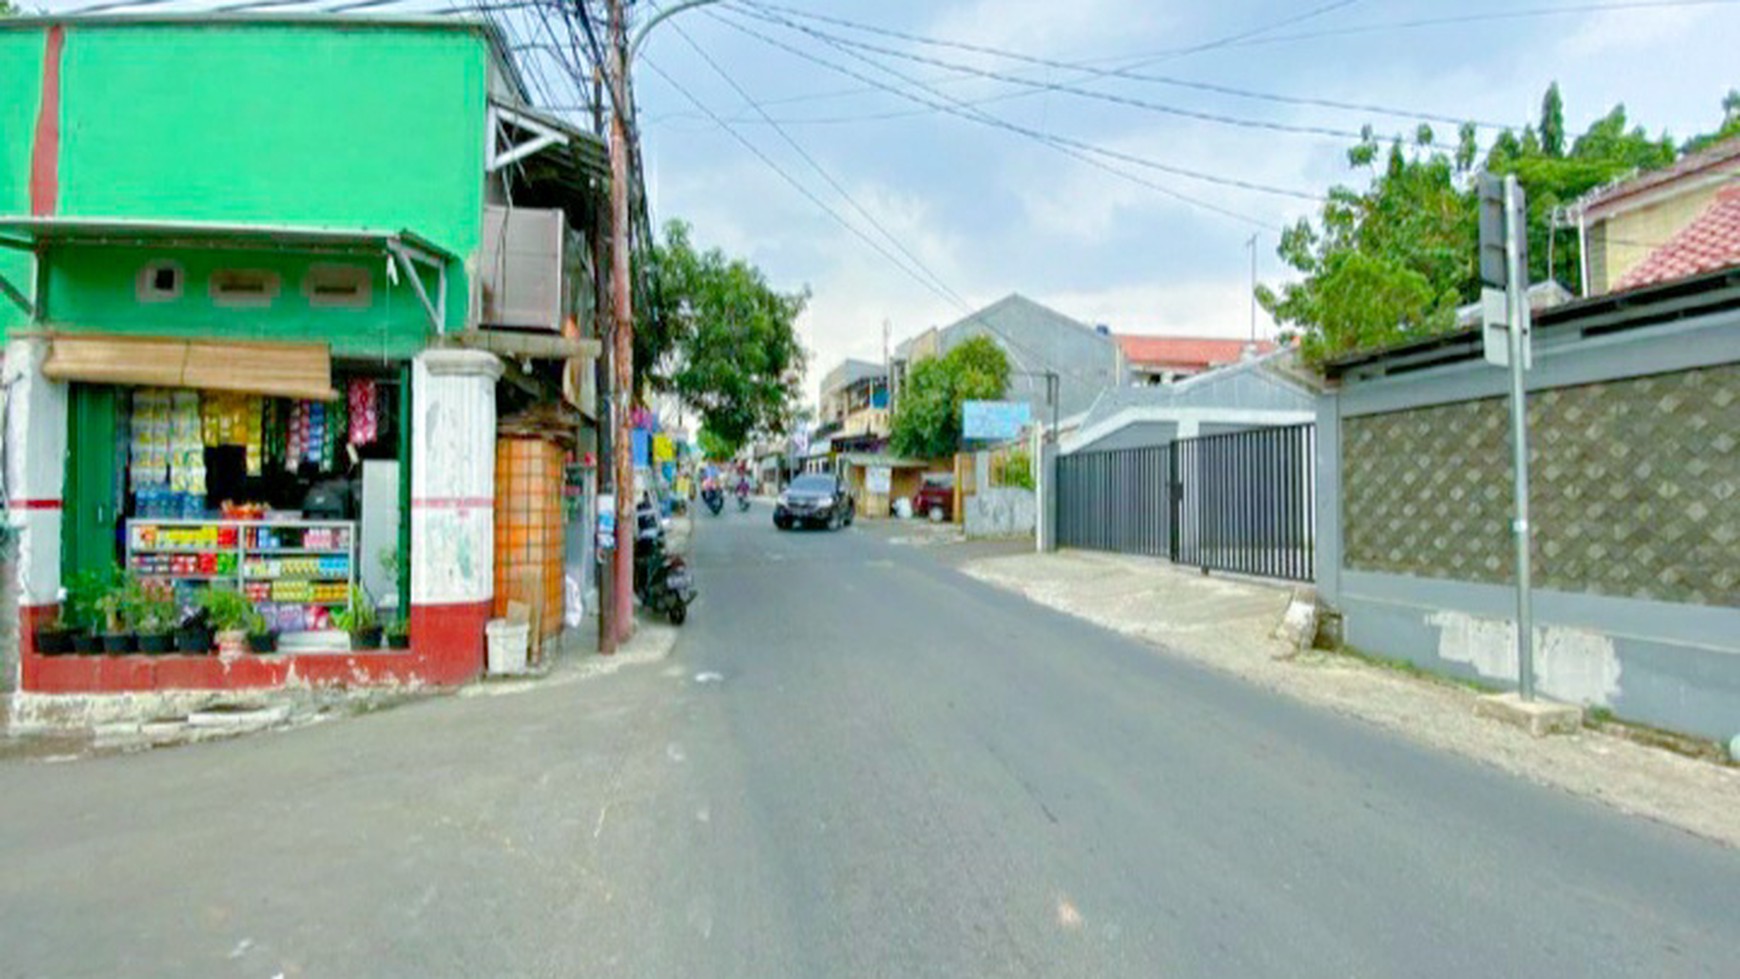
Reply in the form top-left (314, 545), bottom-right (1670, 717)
top-left (131, 577), bottom-right (177, 654)
top-left (333, 588), bottom-right (382, 650)
top-left (175, 607), bottom-right (213, 654)
top-left (245, 605), bottom-right (278, 654)
top-left (64, 567), bottom-right (116, 654)
top-left (197, 586), bottom-right (254, 658)
top-left (385, 615), bottom-right (411, 651)
top-left (97, 576), bottom-right (138, 654)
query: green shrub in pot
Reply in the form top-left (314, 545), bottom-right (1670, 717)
top-left (197, 587), bottom-right (254, 657)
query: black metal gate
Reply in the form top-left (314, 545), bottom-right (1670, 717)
top-left (1057, 424), bottom-right (1315, 581)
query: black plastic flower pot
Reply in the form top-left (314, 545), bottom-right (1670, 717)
top-left (247, 631), bottom-right (279, 654)
top-left (72, 631), bottom-right (103, 654)
top-left (33, 627), bottom-right (73, 656)
top-left (137, 632), bottom-right (175, 655)
top-left (386, 630), bottom-right (411, 651)
top-left (101, 632), bottom-right (137, 655)
top-left (175, 626), bottom-right (213, 654)
top-left (352, 626), bottom-right (384, 650)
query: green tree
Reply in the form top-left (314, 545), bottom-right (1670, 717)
top-left (639, 220), bottom-right (808, 457)
top-left (889, 336), bottom-right (1010, 459)
top-left (0, 2), bottom-right (17, 15)
top-left (696, 426), bottom-right (736, 462)
top-left (1540, 82), bottom-right (1566, 158)
top-left (1264, 85), bottom-right (1684, 365)
top-left (1258, 127), bottom-right (1472, 365)
top-left (1683, 89), bottom-right (1740, 155)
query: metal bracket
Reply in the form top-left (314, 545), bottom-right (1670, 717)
top-left (0, 267), bottom-right (36, 319)
top-left (387, 240), bottom-right (448, 335)
top-left (486, 104), bottom-right (568, 174)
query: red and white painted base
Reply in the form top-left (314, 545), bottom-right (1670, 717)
top-left (17, 600), bottom-right (491, 695)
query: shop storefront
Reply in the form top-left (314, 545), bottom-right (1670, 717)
top-left (71, 368), bottom-right (407, 642)
top-left (9, 336), bottom-right (503, 697)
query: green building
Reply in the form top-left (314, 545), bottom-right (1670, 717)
top-left (1, 14), bottom-right (607, 701)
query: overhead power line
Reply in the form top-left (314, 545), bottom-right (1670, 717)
top-left (649, 0), bottom-right (1363, 124)
top-left (703, 7), bottom-right (1314, 217)
top-left (724, 2), bottom-right (1451, 150)
top-left (665, 20), bottom-right (974, 312)
top-left (728, 0), bottom-right (1510, 134)
top-left (640, 57), bottom-right (975, 316)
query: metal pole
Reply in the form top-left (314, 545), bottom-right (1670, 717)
top-left (608, 0), bottom-right (636, 648)
top-left (1247, 233), bottom-right (1258, 344)
top-left (1504, 175), bottom-right (1535, 701)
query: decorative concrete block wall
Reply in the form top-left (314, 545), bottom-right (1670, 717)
top-left (1343, 360), bottom-right (1740, 608)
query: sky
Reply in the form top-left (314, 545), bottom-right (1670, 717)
top-left (630, 0), bottom-right (1740, 399)
top-left (26, 0), bottom-right (1740, 402)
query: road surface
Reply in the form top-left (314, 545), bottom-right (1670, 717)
top-left (3, 503), bottom-right (1737, 977)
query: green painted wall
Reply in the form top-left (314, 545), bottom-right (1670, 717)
top-left (2, 20), bottom-right (490, 346)
top-left (47, 244), bottom-right (438, 359)
top-left (0, 29), bottom-right (43, 336)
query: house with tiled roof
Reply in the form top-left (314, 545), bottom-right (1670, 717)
top-left (1115, 334), bottom-right (1275, 386)
top-left (1612, 185), bottom-right (1740, 292)
top-left (1580, 134), bottom-right (1740, 294)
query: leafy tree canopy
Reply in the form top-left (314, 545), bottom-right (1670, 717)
top-left (1262, 84), bottom-right (1699, 366)
top-left (889, 336), bottom-right (1010, 459)
top-left (639, 220), bottom-right (808, 457)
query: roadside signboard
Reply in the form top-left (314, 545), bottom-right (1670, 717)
top-left (867, 466), bottom-right (892, 494)
top-left (962, 400), bottom-right (1031, 441)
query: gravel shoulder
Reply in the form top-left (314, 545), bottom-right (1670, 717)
top-left (960, 548), bottom-right (1740, 848)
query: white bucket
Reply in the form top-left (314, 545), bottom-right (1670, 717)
top-left (485, 619), bottom-right (531, 676)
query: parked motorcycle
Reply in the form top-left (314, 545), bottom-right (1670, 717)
top-left (701, 486), bottom-right (724, 516)
top-left (634, 521), bottom-right (696, 625)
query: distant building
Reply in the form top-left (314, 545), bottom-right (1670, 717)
top-left (817, 358), bottom-right (889, 455)
top-left (1579, 134), bottom-right (1740, 295)
top-left (891, 294), bottom-right (1122, 426)
top-left (1115, 335), bottom-right (1276, 386)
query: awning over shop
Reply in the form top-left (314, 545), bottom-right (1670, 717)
top-left (41, 334), bottom-right (336, 401)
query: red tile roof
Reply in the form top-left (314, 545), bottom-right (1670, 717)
top-left (1613, 185), bottom-right (1740, 292)
top-left (1116, 334), bottom-right (1275, 371)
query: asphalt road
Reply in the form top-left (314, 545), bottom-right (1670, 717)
top-left (3, 503), bottom-right (1739, 978)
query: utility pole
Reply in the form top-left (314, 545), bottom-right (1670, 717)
top-left (1246, 233), bottom-right (1258, 345)
top-left (606, 0), bottom-right (635, 649)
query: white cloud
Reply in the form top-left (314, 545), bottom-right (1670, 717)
top-left (1046, 277), bottom-right (1279, 340)
top-left (925, 0), bottom-right (1177, 60)
top-left (1559, 6), bottom-right (1706, 59)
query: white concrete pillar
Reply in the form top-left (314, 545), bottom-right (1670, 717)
top-left (4, 337), bottom-right (68, 609)
top-left (409, 350), bottom-right (501, 611)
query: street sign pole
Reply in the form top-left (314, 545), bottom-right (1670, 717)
top-left (1502, 174), bottom-right (1536, 701)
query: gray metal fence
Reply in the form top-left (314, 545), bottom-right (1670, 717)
top-left (1057, 424), bottom-right (1315, 581)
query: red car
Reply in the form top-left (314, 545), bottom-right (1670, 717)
top-left (912, 474), bottom-right (954, 522)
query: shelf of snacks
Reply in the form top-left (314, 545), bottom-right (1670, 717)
top-left (124, 518), bottom-right (356, 635)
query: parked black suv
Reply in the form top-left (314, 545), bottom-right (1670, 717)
top-left (774, 473), bottom-right (856, 531)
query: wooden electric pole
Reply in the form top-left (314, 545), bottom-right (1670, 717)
top-left (606, 0), bottom-right (635, 650)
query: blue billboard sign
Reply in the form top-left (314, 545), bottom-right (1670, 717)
top-left (961, 400), bottom-right (1032, 441)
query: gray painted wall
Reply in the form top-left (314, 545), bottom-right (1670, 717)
top-left (1076, 420), bottom-right (1179, 453)
top-left (934, 295), bottom-right (1122, 420)
top-left (1318, 305), bottom-right (1740, 744)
